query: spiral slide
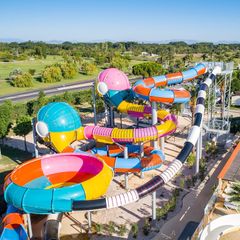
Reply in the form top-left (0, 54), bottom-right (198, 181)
top-left (71, 66), bottom-right (221, 211)
top-left (1, 64), bottom-right (220, 240)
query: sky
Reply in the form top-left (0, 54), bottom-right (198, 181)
top-left (0, 0), bottom-right (240, 43)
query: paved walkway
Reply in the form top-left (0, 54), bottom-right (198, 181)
top-left (153, 150), bottom-right (232, 240)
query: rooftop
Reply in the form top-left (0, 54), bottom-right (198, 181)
top-left (218, 143), bottom-right (240, 182)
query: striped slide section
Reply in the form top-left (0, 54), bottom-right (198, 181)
top-left (133, 63), bottom-right (206, 104)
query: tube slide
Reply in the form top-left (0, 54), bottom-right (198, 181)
top-left (132, 63), bottom-right (206, 103)
top-left (36, 104), bottom-right (177, 152)
top-left (0, 205), bottom-right (28, 240)
top-left (88, 144), bottom-right (165, 172)
top-left (4, 153), bottom-right (113, 214)
top-left (36, 64), bottom-right (206, 153)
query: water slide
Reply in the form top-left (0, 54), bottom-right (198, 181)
top-left (35, 64), bottom-right (206, 173)
top-left (89, 144), bottom-right (165, 172)
top-left (1, 64), bottom-right (221, 239)
top-left (199, 214), bottom-right (240, 240)
top-left (4, 153), bottom-right (113, 214)
top-left (0, 205), bottom-right (28, 240)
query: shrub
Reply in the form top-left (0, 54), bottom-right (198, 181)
top-left (107, 221), bottom-right (116, 235)
top-left (92, 223), bottom-right (103, 234)
top-left (42, 66), bottom-right (63, 83)
top-left (117, 224), bottom-right (127, 236)
top-left (179, 177), bottom-right (185, 189)
top-left (28, 69), bottom-right (36, 76)
top-left (110, 54), bottom-right (130, 70)
top-left (186, 152), bottom-right (195, 167)
top-left (81, 62), bottom-right (97, 75)
top-left (59, 62), bottom-right (77, 79)
top-left (12, 73), bottom-right (33, 87)
top-left (132, 62), bottom-right (164, 78)
top-left (142, 218), bottom-right (151, 236)
top-left (131, 223), bottom-right (138, 238)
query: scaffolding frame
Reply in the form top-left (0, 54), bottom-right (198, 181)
top-left (203, 62), bottom-right (233, 140)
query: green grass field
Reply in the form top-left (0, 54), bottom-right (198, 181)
top-left (0, 57), bottom-right (145, 97)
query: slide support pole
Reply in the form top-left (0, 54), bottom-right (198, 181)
top-left (151, 102), bottom-right (158, 221)
top-left (124, 147), bottom-right (129, 189)
top-left (195, 129), bottom-right (202, 175)
top-left (27, 214), bottom-right (33, 239)
top-left (140, 142), bottom-right (144, 178)
top-left (88, 211), bottom-right (92, 232)
top-left (32, 118), bottom-right (39, 158)
top-left (92, 83), bottom-right (97, 126)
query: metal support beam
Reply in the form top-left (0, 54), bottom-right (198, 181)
top-left (92, 84), bottom-right (97, 125)
top-left (152, 102), bottom-right (159, 150)
top-left (124, 147), bottom-right (129, 189)
top-left (160, 136), bottom-right (165, 153)
top-left (152, 191), bottom-right (156, 221)
top-left (195, 129), bottom-right (202, 175)
top-left (140, 142), bottom-right (144, 178)
top-left (87, 211), bottom-right (92, 232)
top-left (151, 102), bottom-right (157, 221)
top-left (109, 106), bottom-right (114, 127)
top-left (26, 214), bottom-right (33, 239)
top-left (32, 118), bottom-right (39, 158)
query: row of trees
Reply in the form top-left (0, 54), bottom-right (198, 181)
top-left (1, 41), bottom-right (240, 60)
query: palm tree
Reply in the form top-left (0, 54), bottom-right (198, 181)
top-left (229, 182), bottom-right (240, 207)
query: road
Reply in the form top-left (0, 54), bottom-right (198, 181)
top-left (0, 79), bottom-right (94, 103)
top-left (0, 77), bottom-right (140, 103)
top-left (154, 149), bottom-right (231, 240)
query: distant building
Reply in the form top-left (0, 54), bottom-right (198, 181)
top-left (232, 95), bottom-right (240, 106)
top-left (141, 51), bottom-right (149, 56)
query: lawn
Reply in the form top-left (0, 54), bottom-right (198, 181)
top-left (0, 145), bottom-right (32, 184)
top-left (0, 57), bottom-right (145, 97)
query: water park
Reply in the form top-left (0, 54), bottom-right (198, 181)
top-left (0, 61), bottom-right (239, 240)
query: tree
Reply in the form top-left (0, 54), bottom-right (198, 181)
top-left (229, 182), bottom-right (240, 208)
top-left (62, 91), bottom-right (74, 104)
top-left (42, 66), bottom-right (63, 83)
top-left (132, 62), bottom-right (164, 78)
top-left (28, 69), bottom-right (36, 76)
top-left (232, 70), bottom-right (240, 93)
top-left (9, 68), bottom-right (23, 80)
top-left (81, 62), bottom-right (97, 75)
top-left (13, 115), bottom-right (32, 151)
top-left (110, 54), bottom-right (130, 70)
top-left (0, 101), bottom-right (13, 143)
top-left (12, 72), bottom-right (33, 87)
top-left (59, 62), bottom-right (77, 79)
